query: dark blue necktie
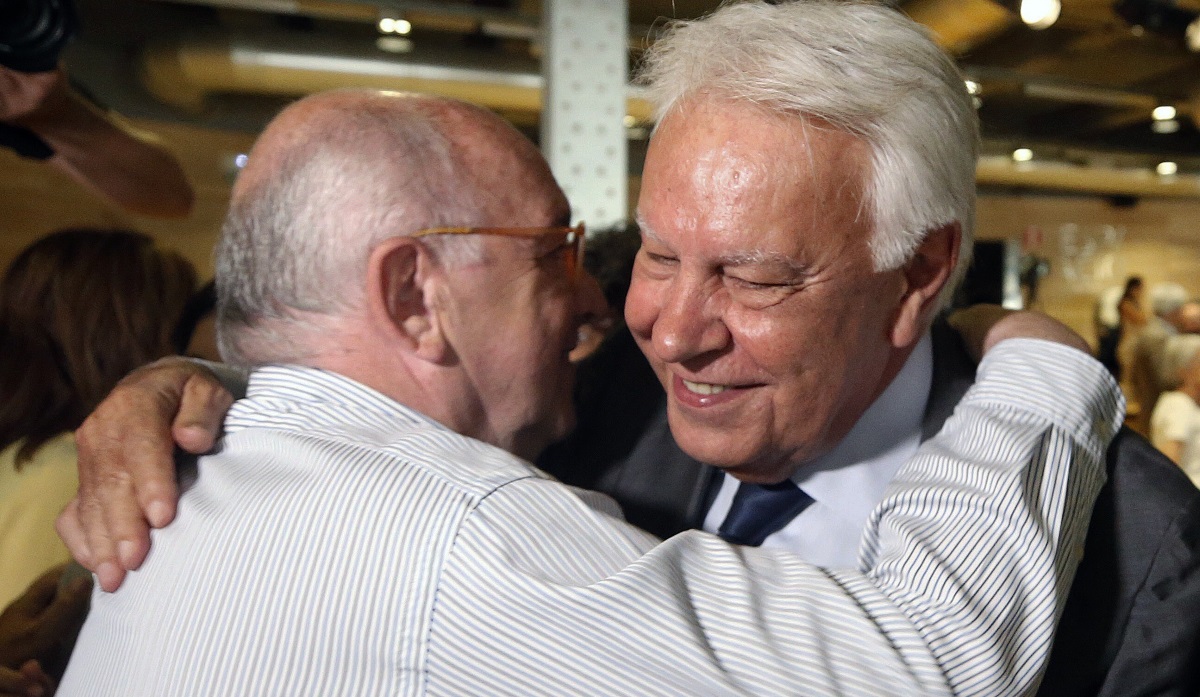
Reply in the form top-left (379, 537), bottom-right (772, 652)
top-left (718, 480), bottom-right (815, 547)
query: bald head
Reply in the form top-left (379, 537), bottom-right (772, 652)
top-left (1179, 301), bottom-right (1200, 334)
top-left (215, 89), bottom-right (566, 366)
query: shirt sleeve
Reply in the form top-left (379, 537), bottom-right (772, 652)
top-left (426, 339), bottom-right (1121, 697)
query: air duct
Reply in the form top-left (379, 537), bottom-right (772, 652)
top-left (139, 31), bottom-right (653, 121)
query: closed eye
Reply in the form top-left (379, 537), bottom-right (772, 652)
top-left (725, 276), bottom-right (794, 290)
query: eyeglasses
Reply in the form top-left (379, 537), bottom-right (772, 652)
top-left (411, 222), bottom-right (586, 283)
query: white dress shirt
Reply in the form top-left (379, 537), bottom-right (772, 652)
top-left (704, 334), bottom-right (932, 567)
top-left (60, 340), bottom-right (1121, 697)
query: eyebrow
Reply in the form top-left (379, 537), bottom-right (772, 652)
top-left (633, 211), bottom-right (657, 243)
top-left (634, 213), bottom-right (808, 274)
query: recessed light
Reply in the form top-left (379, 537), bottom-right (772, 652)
top-left (1152, 105), bottom-right (1177, 121)
top-left (1020, 0), bottom-right (1061, 29)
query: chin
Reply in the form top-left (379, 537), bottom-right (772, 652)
top-left (674, 429), bottom-right (810, 484)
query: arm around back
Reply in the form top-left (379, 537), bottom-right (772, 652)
top-left (426, 339), bottom-right (1122, 695)
top-left (59, 358), bottom-right (240, 591)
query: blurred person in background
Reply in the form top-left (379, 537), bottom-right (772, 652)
top-left (1095, 276), bottom-right (1145, 383)
top-left (0, 228), bottom-right (195, 611)
top-left (1130, 282), bottom-right (1199, 433)
top-left (1151, 333), bottom-right (1200, 489)
top-left (1115, 277), bottom-right (1147, 382)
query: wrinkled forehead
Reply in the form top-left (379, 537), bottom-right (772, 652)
top-left (637, 98), bottom-right (872, 253)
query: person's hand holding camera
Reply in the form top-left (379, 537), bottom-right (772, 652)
top-left (0, 65), bottom-right (63, 123)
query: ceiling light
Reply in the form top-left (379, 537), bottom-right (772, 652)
top-left (1188, 17), bottom-right (1200, 51)
top-left (1157, 161), bottom-right (1178, 176)
top-left (965, 79), bottom-right (981, 95)
top-left (1013, 148), bottom-right (1034, 162)
top-left (1020, 0), bottom-right (1061, 29)
top-left (1152, 105), bottom-right (1177, 121)
top-left (1152, 119), bottom-right (1181, 134)
top-left (377, 16), bottom-right (411, 36)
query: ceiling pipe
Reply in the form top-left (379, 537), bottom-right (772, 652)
top-left (977, 155), bottom-right (1200, 197)
top-left (138, 32), bottom-right (654, 120)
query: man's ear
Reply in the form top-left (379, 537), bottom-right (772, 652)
top-left (366, 237), bottom-right (447, 362)
top-left (890, 222), bottom-right (960, 348)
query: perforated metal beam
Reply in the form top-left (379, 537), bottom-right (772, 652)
top-left (541, 0), bottom-right (629, 229)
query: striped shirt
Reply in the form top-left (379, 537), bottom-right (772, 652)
top-left (60, 339), bottom-right (1122, 696)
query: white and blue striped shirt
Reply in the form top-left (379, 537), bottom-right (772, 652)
top-left (60, 339), bottom-right (1122, 696)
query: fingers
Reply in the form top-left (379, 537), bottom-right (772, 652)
top-left (0, 566), bottom-right (67, 621)
top-left (0, 664), bottom-right (43, 697)
top-left (72, 358), bottom-right (208, 590)
top-left (948, 305), bottom-right (1089, 360)
top-left (947, 304), bottom-right (1012, 363)
top-left (17, 661), bottom-right (51, 697)
top-left (172, 372), bottom-right (235, 455)
top-left (35, 574), bottom-right (91, 641)
top-left (0, 568), bottom-right (91, 667)
top-left (55, 500), bottom-right (91, 571)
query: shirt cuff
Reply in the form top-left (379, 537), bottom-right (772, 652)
top-left (969, 338), bottom-right (1125, 450)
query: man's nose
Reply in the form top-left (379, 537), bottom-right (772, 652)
top-left (574, 271), bottom-right (610, 326)
top-left (652, 278), bottom-right (729, 364)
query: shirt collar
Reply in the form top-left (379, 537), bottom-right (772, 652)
top-left (225, 364), bottom-right (449, 436)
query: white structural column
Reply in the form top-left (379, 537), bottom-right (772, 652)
top-left (541, 0), bottom-right (629, 229)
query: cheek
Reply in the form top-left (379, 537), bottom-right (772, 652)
top-left (724, 302), bottom-right (835, 370)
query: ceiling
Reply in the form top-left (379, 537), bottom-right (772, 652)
top-left (30, 0), bottom-right (1200, 195)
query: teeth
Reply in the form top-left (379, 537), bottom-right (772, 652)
top-left (682, 379), bottom-right (728, 395)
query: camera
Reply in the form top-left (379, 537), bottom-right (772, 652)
top-left (0, 0), bottom-right (78, 73)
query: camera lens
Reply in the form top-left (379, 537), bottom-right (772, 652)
top-left (0, 0), bottom-right (77, 73)
top-left (0, 1), bottom-right (48, 42)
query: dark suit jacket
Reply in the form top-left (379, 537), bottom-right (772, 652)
top-left (539, 323), bottom-right (1200, 696)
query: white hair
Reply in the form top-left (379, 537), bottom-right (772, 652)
top-left (215, 92), bottom-right (487, 367)
top-left (1163, 333), bottom-right (1200, 388)
top-left (1149, 282), bottom-right (1189, 318)
top-left (637, 0), bottom-right (978, 307)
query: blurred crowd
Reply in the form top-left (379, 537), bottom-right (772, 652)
top-left (1096, 276), bottom-right (1200, 486)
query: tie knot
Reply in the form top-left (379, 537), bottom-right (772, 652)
top-left (718, 481), bottom-right (814, 547)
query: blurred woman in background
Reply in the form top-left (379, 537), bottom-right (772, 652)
top-left (1151, 333), bottom-right (1200, 490)
top-left (0, 229), bottom-right (195, 607)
